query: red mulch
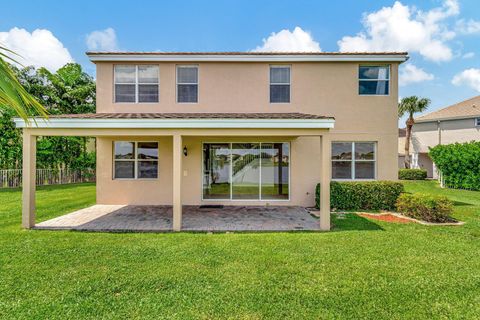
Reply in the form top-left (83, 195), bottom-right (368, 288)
top-left (358, 213), bottom-right (413, 224)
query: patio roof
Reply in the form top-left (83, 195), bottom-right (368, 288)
top-left (14, 112), bottom-right (335, 129)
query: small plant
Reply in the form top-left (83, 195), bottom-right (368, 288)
top-left (398, 169), bottom-right (427, 180)
top-left (396, 193), bottom-right (454, 223)
top-left (316, 181), bottom-right (404, 211)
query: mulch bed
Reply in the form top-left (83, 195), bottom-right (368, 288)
top-left (358, 213), bottom-right (413, 224)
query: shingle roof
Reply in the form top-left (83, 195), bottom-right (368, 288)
top-left (416, 95), bottom-right (480, 122)
top-left (48, 112), bottom-right (334, 120)
top-left (86, 51), bottom-right (408, 56)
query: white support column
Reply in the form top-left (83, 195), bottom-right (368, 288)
top-left (320, 135), bottom-right (331, 231)
top-left (172, 134), bottom-right (183, 231)
top-left (22, 131), bottom-right (36, 229)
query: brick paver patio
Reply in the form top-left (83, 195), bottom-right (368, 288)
top-left (35, 205), bottom-right (320, 232)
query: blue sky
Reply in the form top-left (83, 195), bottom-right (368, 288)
top-left (1, 0), bottom-right (479, 123)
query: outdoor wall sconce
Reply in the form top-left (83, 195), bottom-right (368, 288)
top-left (183, 146), bottom-right (188, 156)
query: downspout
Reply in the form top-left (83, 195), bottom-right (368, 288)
top-left (437, 120), bottom-right (442, 145)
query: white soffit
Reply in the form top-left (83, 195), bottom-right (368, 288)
top-left (14, 118), bottom-right (335, 129)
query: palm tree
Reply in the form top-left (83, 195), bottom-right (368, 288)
top-left (0, 45), bottom-right (47, 121)
top-left (398, 96), bottom-right (431, 169)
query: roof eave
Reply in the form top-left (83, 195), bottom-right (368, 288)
top-left (86, 53), bottom-right (409, 63)
top-left (14, 118), bottom-right (335, 129)
top-left (415, 114), bottom-right (480, 123)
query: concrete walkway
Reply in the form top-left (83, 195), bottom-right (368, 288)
top-left (35, 205), bottom-right (320, 232)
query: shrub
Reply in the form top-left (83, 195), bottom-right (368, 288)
top-left (398, 168), bottom-right (427, 180)
top-left (429, 141), bottom-right (480, 190)
top-left (315, 181), bottom-right (404, 211)
top-left (396, 193), bottom-right (454, 223)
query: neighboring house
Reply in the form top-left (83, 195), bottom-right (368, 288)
top-left (410, 95), bottom-right (480, 178)
top-left (15, 51), bottom-right (408, 230)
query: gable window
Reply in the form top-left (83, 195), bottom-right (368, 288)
top-left (177, 65), bottom-right (198, 103)
top-left (359, 66), bottom-right (389, 95)
top-left (114, 141), bottom-right (158, 179)
top-left (270, 66), bottom-right (290, 103)
top-left (114, 65), bottom-right (159, 103)
top-left (332, 142), bottom-right (376, 180)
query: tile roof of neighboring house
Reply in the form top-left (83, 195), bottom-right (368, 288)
top-left (47, 112), bottom-right (334, 120)
top-left (416, 95), bottom-right (480, 122)
top-left (399, 128), bottom-right (406, 137)
top-left (86, 51), bottom-right (408, 56)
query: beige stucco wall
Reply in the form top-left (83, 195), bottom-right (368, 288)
top-left (96, 131), bottom-right (397, 207)
top-left (96, 61), bottom-right (399, 134)
top-left (94, 60), bottom-right (399, 206)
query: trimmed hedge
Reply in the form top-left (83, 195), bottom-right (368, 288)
top-left (429, 141), bottom-right (480, 190)
top-left (396, 193), bottom-right (454, 223)
top-left (315, 181), bottom-right (404, 211)
top-left (398, 168), bottom-right (427, 180)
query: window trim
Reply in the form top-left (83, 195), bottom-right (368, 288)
top-left (331, 141), bottom-right (377, 181)
top-left (113, 65), bottom-right (160, 104)
top-left (358, 65), bottom-right (390, 96)
top-left (269, 65), bottom-right (291, 104)
top-left (113, 141), bottom-right (159, 180)
top-left (201, 142), bottom-right (291, 202)
top-left (176, 64), bottom-right (199, 104)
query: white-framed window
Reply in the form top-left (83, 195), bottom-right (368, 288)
top-left (359, 65), bottom-right (390, 95)
top-left (114, 65), bottom-right (159, 103)
top-left (270, 65), bottom-right (290, 103)
top-left (332, 142), bottom-right (376, 180)
top-left (113, 141), bottom-right (159, 179)
top-left (176, 65), bottom-right (198, 103)
top-left (476, 117), bottom-right (480, 126)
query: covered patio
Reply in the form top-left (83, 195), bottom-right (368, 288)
top-left (15, 112), bottom-right (334, 232)
top-left (34, 205), bottom-right (320, 232)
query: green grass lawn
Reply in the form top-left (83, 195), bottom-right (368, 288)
top-left (1, 181), bottom-right (479, 319)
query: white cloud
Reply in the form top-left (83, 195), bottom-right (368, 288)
top-left (456, 19), bottom-right (480, 34)
top-left (0, 27), bottom-right (73, 71)
top-left (337, 1), bottom-right (460, 62)
top-left (452, 68), bottom-right (480, 91)
top-left (462, 52), bottom-right (475, 59)
top-left (253, 27), bottom-right (321, 52)
top-left (86, 28), bottom-right (118, 51)
top-left (399, 64), bottom-right (434, 86)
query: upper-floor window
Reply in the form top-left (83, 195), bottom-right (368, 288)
top-left (114, 141), bottom-right (159, 179)
top-left (270, 66), bottom-right (290, 103)
top-left (114, 65), bottom-right (159, 103)
top-left (177, 65), bottom-right (198, 103)
top-left (359, 66), bottom-right (389, 96)
top-left (476, 117), bottom-right (480, 126)
top-left (332, 142), bottom-right (376, 180)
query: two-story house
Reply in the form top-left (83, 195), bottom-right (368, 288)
top-left (409, 95), bottom-right (480, 178)
top-left (15, 51), bottom-right (408, 231)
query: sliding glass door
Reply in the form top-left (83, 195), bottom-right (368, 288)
top-left (202, 144), bottom-right (231, 199)
top-left (232, 143), bottom-right (260, 199)
top-left (202, 142), bottom-right (289, 200)
top-left (260, 143), bottom-right (289, 200)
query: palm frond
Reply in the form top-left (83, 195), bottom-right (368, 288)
top-left (0, 45), bottom-right (48, 122)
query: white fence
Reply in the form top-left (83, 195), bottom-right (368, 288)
top-left (0, 168), bottom-right (95, 188)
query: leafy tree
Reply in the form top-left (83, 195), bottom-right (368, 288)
top-left (398, 96), bottom-right (431, 169)
top-left (0, 108), bottom-right (22, 169)
top-left (0, 45), bottom-right (47, 120)
top-left (0, 63), bottom-right (96, 170)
